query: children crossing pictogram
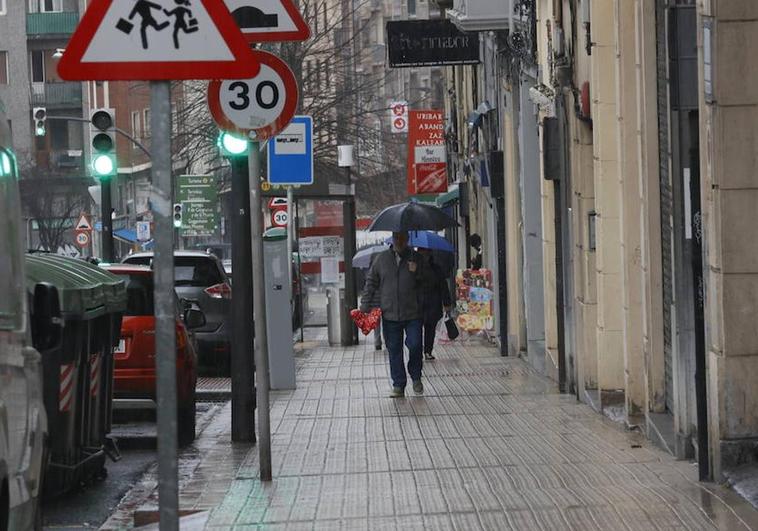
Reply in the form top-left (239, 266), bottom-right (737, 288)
top-left (58, 0), bottom-right (260, 81)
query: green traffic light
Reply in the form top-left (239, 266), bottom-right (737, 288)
top-left (92, 154), bottom-right (115, 177)
top-left (218, 132), bottom-right (248, 156)
top-left (0, 149), bottom-right (14, 177)
top-left (35, 125), bottom-right (46, 136)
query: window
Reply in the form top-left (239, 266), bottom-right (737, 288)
top-left (143, 109), bottom-right (151, 138)
top-left (0, 52), bottom-right (8, 84)
top-left (407, 0), bottom-right (416, 16)
top-left (131, 111), bottom-right (141, 140)
top-left (117, 273), bottom-right (155, 316)
top-left (29, 0), bottom-right (62, 13)
top-left (30, 50), bottom-right (44, 83)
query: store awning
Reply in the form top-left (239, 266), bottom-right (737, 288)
top-left (114, 228), bottom-right (153, 249)
top-left (436, 185), bottom-right (460, 207)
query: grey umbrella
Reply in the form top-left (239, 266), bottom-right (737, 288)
top-left (367, 201), bottom-right (459, 232)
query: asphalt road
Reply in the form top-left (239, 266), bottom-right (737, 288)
top-left (41, 448), bottom-right (155, 530)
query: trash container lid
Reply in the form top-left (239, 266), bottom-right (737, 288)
top-left (263, 227), bottom-right (287, 241)
top-left (52, 255), bottom-right (127, 314)
top-left (24, 254), bottom-right (126, 319)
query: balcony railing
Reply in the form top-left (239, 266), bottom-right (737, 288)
top-left (31, 82), bottom-right (83, 108)
top-left (26, 12), bottom-right (79, 36)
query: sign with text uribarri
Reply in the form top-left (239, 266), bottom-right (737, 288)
top-left (386, 20), bottom-right (480, 68)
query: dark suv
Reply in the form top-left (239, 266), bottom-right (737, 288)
top-left (122, 251), bottom-right (232, 373)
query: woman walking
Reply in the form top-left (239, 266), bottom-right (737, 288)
top-left (419, 247), bottom-right (452, 360)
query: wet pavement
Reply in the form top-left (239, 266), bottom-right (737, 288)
top-left (105, 329), bottom-right (758, 530)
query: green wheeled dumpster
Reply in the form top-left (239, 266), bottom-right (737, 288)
top-left (24, 254), bottom-right (126, 496)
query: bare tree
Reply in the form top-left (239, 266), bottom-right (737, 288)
top-left (19, 166), bottom-right (92, 252)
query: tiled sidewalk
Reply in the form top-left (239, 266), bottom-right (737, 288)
top-left (108, 330), bottom-right (758, 530)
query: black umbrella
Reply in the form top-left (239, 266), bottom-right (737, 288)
top-left (367, 201), bottom-right (459, 232)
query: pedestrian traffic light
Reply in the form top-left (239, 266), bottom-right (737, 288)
top-left (173, 203), bottom-right (183, 228)
top-left (89, 108), bottom-right (116, 179)
top-left (33, 107), bottom-right (47, 137)
top-left (218, 131), bottom-right (248, 157)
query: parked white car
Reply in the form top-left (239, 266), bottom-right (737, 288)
top-left (0, 106), bottom-right (58, 530)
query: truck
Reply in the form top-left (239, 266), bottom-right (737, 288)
top-left (0, 106), bottom-right (63, 528)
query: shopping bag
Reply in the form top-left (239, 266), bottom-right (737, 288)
top-left (444, 312), bottom-right (459, 341)
top-left (350, 308), bottom-right (382, 335)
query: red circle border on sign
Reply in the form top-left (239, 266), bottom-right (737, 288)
top-left (208, 50), bottom-right (299, 140)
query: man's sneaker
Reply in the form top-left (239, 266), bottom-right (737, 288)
top-left (424, 352), bottom-right (435, 360)
top-left (389, 387), bottom-right (404, 398)
top-left (412, 380), bottom-right (424, 395)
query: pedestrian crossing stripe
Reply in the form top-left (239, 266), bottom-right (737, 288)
top-left (57, 0), bottom-right (260, 81)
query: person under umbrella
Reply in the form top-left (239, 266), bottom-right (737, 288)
top-left (418, 246), bottom-right (453, 360)
top-left (360, 231), bottom-right (425, 397)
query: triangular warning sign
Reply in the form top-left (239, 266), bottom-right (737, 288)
top-left (225, 0), bottom-right (310, 42)
top-left (58, 0), bottom-right (260, 81)
top-left (76, 214), bottom-right (93, 231)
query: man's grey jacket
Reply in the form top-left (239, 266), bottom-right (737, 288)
top-left (360, 247), bottom-right (423, 322)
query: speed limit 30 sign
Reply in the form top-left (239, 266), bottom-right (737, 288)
top-left (208, 50), bottom-right (298, 140)
top-left (271, 209), bottom-right (288, 227)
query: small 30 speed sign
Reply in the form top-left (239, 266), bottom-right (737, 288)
top-left (271, 209), bottom-right (288, 227)
top-left (208, 50), bottom-right (298, 140)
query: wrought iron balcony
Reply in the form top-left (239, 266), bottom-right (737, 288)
top-left (26, 12), bottom-right (79, 37)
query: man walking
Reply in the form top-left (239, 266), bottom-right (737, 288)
top-left (361, 232), bottom-right (424, 397)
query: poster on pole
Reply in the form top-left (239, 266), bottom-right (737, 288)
top-left (407, 110), bottom-right (447, 195)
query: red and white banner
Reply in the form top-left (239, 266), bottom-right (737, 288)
top-left (407, 110), bottom-right (447, 195)
top-left (89, 352), bottom-right (101, 397)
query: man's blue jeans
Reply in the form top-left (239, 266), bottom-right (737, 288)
top-left (382, 318), bottom-right (423, 389)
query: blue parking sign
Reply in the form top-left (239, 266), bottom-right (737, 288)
top-left (267, 116), bottom-right (313, 186)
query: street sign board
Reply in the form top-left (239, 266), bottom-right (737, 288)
top-left (271, 209), bottom-right (288, 227)
top-left (57, 0), bottom-right (260, 81)
top-left (407, 110), bottom-right (447, 195)
top-left (267, 116), bottom-right (313, 185)
top-left (224, 0), bottom-right (310, 42)
top-left (208, 50), bottom-right (298, 140)
top-left (176, 175), bottom-right (219, 236)
top-left (136, 221), bottom-right (152, 241)
top-left (75, 230), bottom-right (90, 248)
top-left (390, 101), bottom-right (408, 133)
top-left (268, 197), bottom-right (288, 210)
top-left (76, 213), bottom-right (93, 231)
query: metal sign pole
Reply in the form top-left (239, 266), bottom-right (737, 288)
top-left (249, 140), bottom-right (272, 481)
top-left (150, 81), bottom-right (179, 530)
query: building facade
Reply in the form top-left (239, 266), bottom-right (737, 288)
top-left (439, 0), bottom-right (758, 481)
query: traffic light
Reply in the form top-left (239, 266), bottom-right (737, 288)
top-left (0, 148), bottom-right (16, 178)
top-left (217, 131), bottom-right (248, 157)
top-left (89, 108), bottom-right (116, 179)
top-left (32, 107), bottom-right (47, 136)
top-left (173, 203), bottom-right (183, 228)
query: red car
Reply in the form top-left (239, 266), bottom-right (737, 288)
top-left (102, 264), bottom-right (205, 446)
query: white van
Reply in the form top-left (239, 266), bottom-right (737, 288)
top-left (0, 106), bottom-right (59, 529)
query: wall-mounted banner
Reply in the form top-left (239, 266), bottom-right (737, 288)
top-left (386, 19), bottom-right (480, 68)
top-left (407, 110), bottom-right (447, 195)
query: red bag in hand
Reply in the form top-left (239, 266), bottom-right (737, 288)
top-left (350, 308), bottom-right (382, 335)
